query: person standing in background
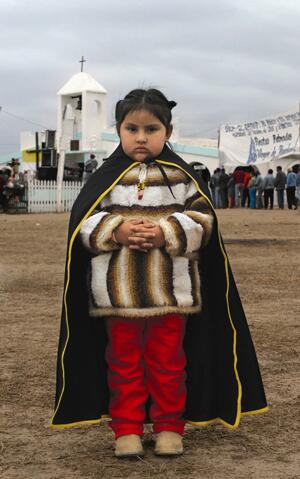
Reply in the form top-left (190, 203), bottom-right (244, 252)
top-left (214, 168), bottom-right (222, 208)
top-left (0, 169), bottom-right (8, 212)
top-left (255, 170), bottom-right (264, 209)
top-left (83, 154), bottom-right (98, 183)
top-left (286, 168), bottom-right (297, 209)
top-left (241, 169), bottom-right (251, 208)
top-left (262, 169), bottom-right (275, 209)
top-left (227, 173), bottom-right (235, 208)
top-left (210, 168), bottom-right (221, 208)
top-left (219, 167), bottom-right (229, 208)
top-left (233, 168), bottom-right (245, 207)
top-left (274, 166), bottom-right (286, 209)
top-left (296, 165), bottom-right (300, 206)
top-left (209, 169), bottom-right (217, 207)
top-left (248, 171), bottom-right (257, 209)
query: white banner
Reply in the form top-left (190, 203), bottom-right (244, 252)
top-left (219, 110), bottom-right (300, 166)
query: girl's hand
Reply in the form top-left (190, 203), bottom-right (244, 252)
top-left (114, 219), bottom-right (155, 251)
top-left (114, 219), bottom-right (165, 252)
top-left (128, 220), bottom-right (165, 251)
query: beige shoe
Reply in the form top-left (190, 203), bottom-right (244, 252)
top-left (115, 434), bottom-right (144, 458)
top-left (154, 431), bottom-right (183, 456)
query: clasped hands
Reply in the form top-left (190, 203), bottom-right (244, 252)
top-left (113, 219), bottom-right (165, 252)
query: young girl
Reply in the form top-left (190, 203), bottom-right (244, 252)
top-left (51, 89), bottom-right (268, 457)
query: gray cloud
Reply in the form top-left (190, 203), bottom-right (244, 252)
top-left (1, 0), bottom-right (300, 154)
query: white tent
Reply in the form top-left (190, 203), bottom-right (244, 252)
top-left (219, 109), bottom-right (300, 174)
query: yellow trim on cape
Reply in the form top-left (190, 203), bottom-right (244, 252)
top-left (156, 159), bottom-right (243, 429)
top-left (51, 418), bottom-right (102, 429)
top-left (50, 408), bottom-right (269, 430)
top-left (241, 406), bottom-right (269, 417)
top-left (50, 162), bottom-right (140, 426)
top-left (51, 414), bottom-right (111, 429)
top-left (187, 406), bottom-right (269, 430)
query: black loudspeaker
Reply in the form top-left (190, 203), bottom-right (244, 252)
top-left (70, 139), bottom-right (80, 151)
top-left (38, 167), bottom-right (58, 180)
top-left (41, 149), bottom-right (57, 167)
top-left (45, 130), bottom-right (56, 149)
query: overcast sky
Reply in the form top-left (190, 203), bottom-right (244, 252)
top-left (1, 0), bottom-right (300, 155)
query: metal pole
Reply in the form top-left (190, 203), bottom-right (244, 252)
top-left (298, 101), bottom-right (300, 153)
top-left (217, 128), bottom-right (222, 168)
top-left (35, 132), bottom-right (39, 178)
top-left (56, 146), bottom-right (65, 213)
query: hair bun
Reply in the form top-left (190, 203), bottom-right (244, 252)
top-left (168, 100), bottom-right (177, 110)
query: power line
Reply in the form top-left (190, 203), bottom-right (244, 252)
top-left (0, 107), bottom-right (52, 130)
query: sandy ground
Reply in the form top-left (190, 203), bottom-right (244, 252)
top-left (0, 208), bottom-right (299, 479)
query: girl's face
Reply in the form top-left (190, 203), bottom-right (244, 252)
top-left (118, 109), bottom-right (172, 162)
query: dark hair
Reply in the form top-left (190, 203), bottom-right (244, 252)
top-left (277, 165), bottom-right (282, 171)
top-left (115, 88), bottom-right (177, 130)
top-left (268, 169), bottom-right (273, 174)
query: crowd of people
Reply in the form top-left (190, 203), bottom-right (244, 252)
top-left (1, 160), bottom-right (300, 213)
top-left (208, 165), bottom-right (300, 210)
top-left (0, 166), bottom-right (32, 212)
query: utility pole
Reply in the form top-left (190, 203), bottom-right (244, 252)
top-left (56, 137), bottom-right (66, 213)
top-left (217, 128), bottom-right (222, 168)
top-left (298, 101), bottom-right (300, 153)
top-left (35, 132), bottom-right (39, 177)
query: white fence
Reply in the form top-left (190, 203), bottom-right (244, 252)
top-left (27, 180), bottom-right (82, 213)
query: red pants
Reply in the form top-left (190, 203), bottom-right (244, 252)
top-left (105, 314), bottom-right (187, 438)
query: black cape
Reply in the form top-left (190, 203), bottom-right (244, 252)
top-left (51, 144), bottom-right (268, 429)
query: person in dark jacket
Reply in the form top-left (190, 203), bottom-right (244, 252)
top-left (210, 168), bottom-right (221, 208)
top-left (219, 167), bottom-right (229, 208)
top-left (286, 168), bottom-right (297, 209)
top-left (274, 166), bottom-right (286, 209)
top-left (0, 170), bottom-right (8, 212)
top-left (227, 173), bottom-right (235, 208)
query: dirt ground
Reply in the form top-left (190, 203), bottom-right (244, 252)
top-left (0, 208), bottom-right (299, 479)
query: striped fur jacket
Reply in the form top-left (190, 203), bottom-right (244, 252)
top-left (80, 163), bottom-right (214, 318)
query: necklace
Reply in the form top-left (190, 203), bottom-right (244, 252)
top-left (137, 159), bottom-right (176, 200)
top-left (137, 163), bottom-right (147, 200)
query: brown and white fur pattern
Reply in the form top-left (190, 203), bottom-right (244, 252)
top-left (80, 164), bottom-right (214, 318)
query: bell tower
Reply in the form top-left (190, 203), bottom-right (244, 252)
top-left (56, 66), bottom-right (107, 153)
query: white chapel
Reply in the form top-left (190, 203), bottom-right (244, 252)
top-left (19, 70), bottom-right (219, 175)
